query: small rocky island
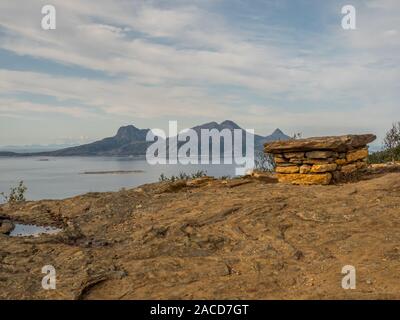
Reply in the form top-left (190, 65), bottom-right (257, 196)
top-left (264, 134), bottom-right (376, 185)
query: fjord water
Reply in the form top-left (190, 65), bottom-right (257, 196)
top-left (0, 156), bottom-right (237, 202)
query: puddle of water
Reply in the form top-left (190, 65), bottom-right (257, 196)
top-left (9, 223), bottom-right (62, 237)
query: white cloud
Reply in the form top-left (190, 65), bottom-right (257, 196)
top-left (0, 0), bottom-right (399, 144)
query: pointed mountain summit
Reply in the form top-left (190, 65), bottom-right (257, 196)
top-left (272, 128), bottom-right (284, 135)
top-left (115, 125), bottom-right (148, 142)
top-left (191, 121), bottom-right (220, 132)
top-left (190, 120), bottom-right (290, 152)
top-left (45, 125), bottom-right (151, 156)
top-left (220, 120), bottom-right (241, 130)
top-left (266, 128), bottom-right (291, 142)
top-left (190, 120), bottom-right (243, 137)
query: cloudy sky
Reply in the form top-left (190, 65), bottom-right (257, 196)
top-left (0, 0), bottom-right (399, 146)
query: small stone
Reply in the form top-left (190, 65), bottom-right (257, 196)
top-left (310, 163), bottom-right (337, 173)
top-left (341, 163), bottom-right (358, 174)
top-left (306, 151), bottom-right (337, 159)
top-left (277, 162), bottom-right (299, 167)
top-left (335, 159), bottom-right (348, 166)
top-left (274, 157), bottom-right (287, 163)
top-left (294, 250), bottom-right (304, 260)
top-left (276, 166), bottom-right (300, 174)
top-left (284, 152), bottom-right (305, 159)
top-left (250, 171), bottom-right (278, 183)
top-left (355, 161), bottom-right (367, 169)
top-left (299, 165), bottom-right (311, 174)
top-left (289, 158), bottom-right (303, 164)
top-left (0, 220), bottom-right (15, 235)
top-left (346, 148), bottom-right (368, 162)
top-left (303, 158), bottom-right (334, 165)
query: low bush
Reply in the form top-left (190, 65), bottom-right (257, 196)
top-left (0, 181), bottom-right (27, 204)
top-left (159, 170), bottom-right (207, 182)
top-left (368, 146), bottom-right (400, 164)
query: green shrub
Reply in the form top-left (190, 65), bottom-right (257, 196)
top-left (159, 170), bottom-right (207, 182)
top-left (368, 146), bottom-right (400, 164)
top-left (0, 181), bottom-right (27, 204)
top-left (368, 122), bottom-right (400, 164)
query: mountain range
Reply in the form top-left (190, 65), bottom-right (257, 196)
top-left (0, 120), bottom-right (290, 157)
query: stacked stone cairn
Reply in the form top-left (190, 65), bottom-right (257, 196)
top-left (264, 134), bottom-right (376, 185)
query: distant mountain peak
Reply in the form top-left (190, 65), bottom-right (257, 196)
top-left (116, 125), bottom-right (139, 139)
top-left (271, 128), bottom-right (284, 135)
top-left (191, 121), bottom-right (219, 131)
top-left (192, 120), bottom-right (243, 132)
top-left (115, 124), bottom-right (149, 142)
top-left (220, 120), bottom-right (241, 130)
top-left (259, 128), bottom-right (291, 145)
top-left (205, 121), bottom-right (219, 127)
top-left (116, 124), bottom-right (139, 133)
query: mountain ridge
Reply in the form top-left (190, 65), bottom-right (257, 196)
top-left (0, 120), bottom-right (290, 157)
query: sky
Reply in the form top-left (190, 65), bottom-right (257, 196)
top-left (0, 0), bottom-right (399, 146)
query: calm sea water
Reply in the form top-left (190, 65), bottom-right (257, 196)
top-left (0, 156), bottom-right (237, 202)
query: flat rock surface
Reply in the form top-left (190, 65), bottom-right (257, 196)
top-left (1, 168), bottom-right (400, 299)
top-left (264, 134), bottom-right (376, 153)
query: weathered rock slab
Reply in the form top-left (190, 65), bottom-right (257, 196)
top-left (276, 173), bottom-right (332, 185)
top-left (310, 163), bottom-right (338, 173)
top-left (306, 151), bottom-right (337, 159)
top-left (283, 152), bottom-right (305, 159)
top-left (274, 157), bottom-right (287, 163)
top-left (346, 148), bottom-right (369, 162)
top-left (335, 159), bottom-right (348, 166)
top-left (303, 158), bottom-right (334, 165)
top-left (265, 134), bottom-right (376, 153)
top-left (341, 163), bottom-right (358, 174)
top-left (276, 166), bottom-right (300, 174)
top-left (248, 171), bottom-right (279, 183)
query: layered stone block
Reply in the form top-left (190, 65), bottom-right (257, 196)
top-left (264, 134), bottom-right (376, 185)
top-left (276, 173), bottom-right (332, 185)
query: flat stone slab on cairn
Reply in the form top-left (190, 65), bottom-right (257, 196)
top-left (264, 134), bottom-right (376, 185)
